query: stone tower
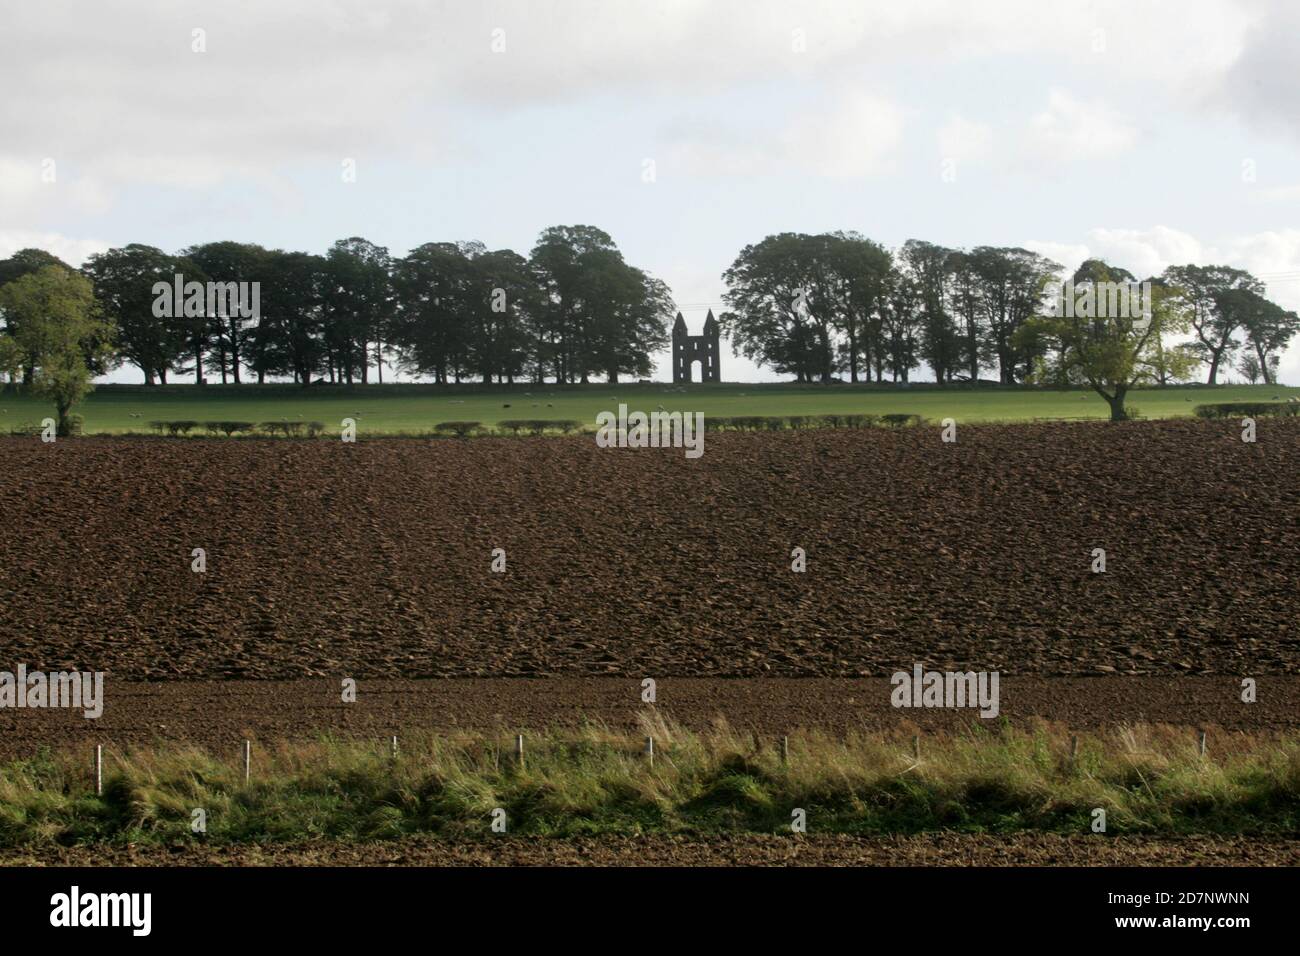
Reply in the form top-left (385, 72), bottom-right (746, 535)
top-left (672, 310), bottom-right (721, 383)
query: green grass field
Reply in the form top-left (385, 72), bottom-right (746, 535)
top-left (2, 381), bottom-right (1296, 434)
top-left (2, 723), bottom-right (1296, 845)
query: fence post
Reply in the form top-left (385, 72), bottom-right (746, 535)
top-left (95, 744), bottom-right (103, 797)
top-left (243, 739), bottom-right (251, 783)
top-left (912, 734), bottom-right (921, 761)
top-left (1198, 730), bottom-right (1207, 757)
top-left (391, 735), bottom-right (398, 759)
top-left (1070, 735), bottom-right (1079, 765)
top-left (515, 733), bottom-right (524, 768)
top-left (645, 736), bottom-right (654, 767)
top-left (780, 735), bottom-right (789, 766)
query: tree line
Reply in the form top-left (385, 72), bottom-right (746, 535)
top-left (719, 232), bottom-right (1298, 390)
top-left (0, 225), bottom-right (674, 393)
top-left (2, 226), bottom-right (1297, 431)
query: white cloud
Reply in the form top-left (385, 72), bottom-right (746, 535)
top-left (0, 231), bottom-right (111, 267)
top-left (1083, 227), bottom-right (1208, 279)
top-left (1025, 89), bottom-right (1138, 161)
top-left (0, 0), bottom-right (1265, 222)
top-left (782, 94), bottom-right (903, 178)
top-left (938, 114), bottom-right (994, 165)
top-left (1028, 225), bottom-right (1300, 293)
top-left (1020, 240), bottom-right (1091, 276)
top-left (1251, 184), bottom-right (1300, 203)
top-left (1218, 1), bottom-right (1300, 139)
top-left (667, 94), bottom-right (902, 179)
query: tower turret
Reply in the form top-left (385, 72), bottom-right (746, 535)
top-left (671, 311), bottom-right (723, 384)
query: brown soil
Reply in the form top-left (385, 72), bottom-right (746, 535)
top-left (0, 677), bottom-right (1293, 758)
top-left (2, 420), bottom-right (1297, 680)
top-left (4, 834), bottom-right (1295, 867)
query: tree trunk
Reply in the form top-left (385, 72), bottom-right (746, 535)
top-left (56, 397), bottom-right (73, 436)
top-left (1105, 387), bottom-right (1129, 421)
top-left (1256, 343), bottom-right (1273, 385)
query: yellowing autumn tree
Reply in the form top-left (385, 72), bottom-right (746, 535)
top-left (0, 265), bottom-right (113, 435)
top-left (1016, 259), bottom-right (1198, 421)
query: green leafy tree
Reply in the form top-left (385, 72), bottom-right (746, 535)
top-left (390, 241), bottom-right (477, 384)
top-left (824, 233), bottom-right (892, 383)
top-left (470, 249), bottom-right (542, 384)
top-left (324, 238), bottom-right (392, 384)
top-left (1160, 264), bottom-right (1263, 384)
top-left (253, 250), bottom-right (328, 384)
top-left (1236, 351), bottom-right (1265, 384)
top-left (180, 241), bottom-right (268, 384)
top-left (0, 331), bottom-right (22, 384)
top-left (83, 244), bottom-right (190, 384)
top-left (721, 233), bottom-right (842, 383)
top-left (591, 267), bottom-right (673, 383)
top-left (879, 268), bottom-right (922, 382)
top-left (0, 248), bottom-right (74, 384)
top-left (1215, 287), bottom-right (1298, 386)
top-left (530, 225), bottom-right (667, 383)
top-left (969, 246), bottom-right (1062, 384)
top-left (898, 240), bottom-right (960, 384)
top-left (0, 265), bottom-right (114, 434)
top-left (1017, 260), bottom-right (1195, 421)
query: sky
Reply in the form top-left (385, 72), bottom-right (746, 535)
top-left (3, 0), bottom-right (1300, 384)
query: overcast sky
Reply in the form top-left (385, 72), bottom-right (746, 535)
top-left (4, 0), bottom-right (1300, 384)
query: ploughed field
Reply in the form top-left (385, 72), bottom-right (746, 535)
top-left (7, 834), bottom-right (1296, 867)
top-left (1, 419), bottom-right (1297, 680)
top-left (1, 676), bottom-right (1297, 758)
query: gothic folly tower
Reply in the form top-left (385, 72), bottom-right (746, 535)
top-left (672, 311), bottom-right (721, 383)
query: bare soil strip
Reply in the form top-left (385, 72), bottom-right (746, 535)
top-left (2, 422), bottom-right (1298, 680)
top-left (4, 834), bottom-right (1295, 867)
top-left (0, 677), bottom-right (1295, 757)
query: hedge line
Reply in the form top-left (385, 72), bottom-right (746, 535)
top-left (70, 414), bottom-right (933, 438)
top-left (1192, 402), bottom-right (1300, 420)
top-left (148, 420), bottom-right (327, 436)
top-left (709, 413), bottom-right (924, 430)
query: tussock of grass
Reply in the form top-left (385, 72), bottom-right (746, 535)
top-left (0, 722), bottom-right (1296, 846)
